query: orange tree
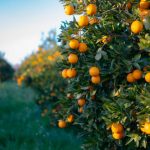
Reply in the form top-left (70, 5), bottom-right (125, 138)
top-left (57, 0), bottom-right (150, 149)
top-left (16, 31), bottom-right (66, 121)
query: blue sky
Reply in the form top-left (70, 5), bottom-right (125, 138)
top-left (0, 0), bottom-right (71, 65)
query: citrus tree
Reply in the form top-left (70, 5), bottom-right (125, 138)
top-left (16, 30), bottom-right (66, 120)
top-left (57, 0), bottom-right (150, 149)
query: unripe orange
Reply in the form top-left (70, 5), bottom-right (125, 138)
top-left (132, 69), bottom-right (143, 80)
top-left (58, 120), bottom-right (67, 128)
top-left (67, 114), bottom-right (74, 123)
top-left (86, 4), bottom-right (97, 15)
top-left (68, 53), bottom-right (78, 64)
top-left (62, 69), bottom-right (68, 78)
top-left (131, 20), bottom-right (143, 34)
top-left (145, 72), bottom-right (150, 83)
top-left (78, 15), bottom-right (89, 27)
top-left (127, 73), bottom-right (136, 83)
top-left (67, 68), bottom-right (77, 78)
top-left (78, 43), bottom-right (88, 52)
top-left (69, 39), bottom-right (79, 49)
top-left (89, 66), bottom-right (100, 76)
top-left (65, 5), bottom-right (75, 15)
top-left (91, 76), bottom-right (101, 84)
top-left (78, 98), bottom-right (86, 107)
top-left (112, 132), bottom-right (124, 140)
top-left (111, 123), bottom-right (124, 133)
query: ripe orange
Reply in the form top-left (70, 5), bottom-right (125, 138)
top-left (131, 20), bottom-right (143, 34)
top-left (143, 122), bottom-right (150, 134)
top-left (58, 120), bottom-right (67, 128)
top-left (65, 5), bottom-right (75, 15)
top-left (112, 132), bottom-right (124, 140)
top-left (78, 15), bottom-right (89, 27)
top-left (62, 69), bottom-right (68, 78)
top-left (78, 98), bottom-right (86, 107)
top-left (68, 53), bottom-right (78, 64)
top-left (127, 73), bottom-right (136, 83)
top-left (78, 43), bottom-right (88, 52)
top-left (89, 66), bottom-right (100, 76)
top-left (86, 4), bottom-right (97, 15)
top-left (111, 123), bottom-right (124, 133)
top-left (132, 69), bottom-right (143, 80)
top-left (139, 0), bottom-right (150, 9)
top-left (145, 72), bottom-right (150, 83)
top-left (139, 9), bottom-right (150, 19)
top-left (69, 39), bottom-right (79, 49)
top-left (67, 114), bottom-right (74, 123)
top-left (91, 76), bottom-right (101, 84)
top-left (67, 68), bottom-right (77, 78)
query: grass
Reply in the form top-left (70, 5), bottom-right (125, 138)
top-left (0, 81), bottom-right (81, 150)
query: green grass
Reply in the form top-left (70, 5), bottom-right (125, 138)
top-left (0, 81), bottom-right (81, 150)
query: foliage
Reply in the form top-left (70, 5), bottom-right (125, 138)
top-left (16, 30), bottom-right (66, 124)
top-left (57, 0), bottom-right (150, 149)
top-left (0, 53), bottom-right (14, 82)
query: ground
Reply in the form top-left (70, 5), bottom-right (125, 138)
top-left (0, 82), bottom-right (81, 150)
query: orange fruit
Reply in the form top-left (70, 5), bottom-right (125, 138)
top-left (132, 69), bottom-right (143, 80)
top-left (143, 122), bottom-right (150, 134)
top-left (78, 107), bottom-right (83, 113)
top-left (67, 68), bottom-right (77, 78)
top-left (112, 132), bottom-right (124, 140)
top-left (78, 98), bottom-right (86, 107)
top-left (58, 120), bottom-right (67, 128)
top-left (127, 73), bottom-right (136, 83)
top-left (139, 1), bottom-right (150, 9)
top-left (145, 72), bottom-right (150, 83)
top-left (78, 15), bottom-right (89, 27)
top-left (91, 76), bottom-right (101, 84)
top-left (62, 69), bottom-right (68, 78)
top-left (111, 123), bottom-right (124, 133)
top-left (69, 39), bottom-right (79, 49)
top-left (68, 53), bottom-right (78, 64)
top-left (89, 66), bottom-right (100, 76)
top-left (65, 5), bottom-right (75, 15)
top-left (67, 114), bottom-right (74, 123)
top-left (78, 43), bottom-right (88, 52)
top-left (131, 20), bottom-right (143, 34)
top-left (86, 4), bottom-right (97, 15)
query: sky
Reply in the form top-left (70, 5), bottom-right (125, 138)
top-left (0, 0), bottom-right (71, 65)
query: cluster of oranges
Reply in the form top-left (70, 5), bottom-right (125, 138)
top-left (131, 0), bottom-right (150, 34)
top-left (111, 123), bottom-right (124, 140)
top-left (127, 69), bottom-right (150, 83)
top-left (58, 114), bottom-right (74, 128)
top-left (89, 66), bottom-right (101, 84)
